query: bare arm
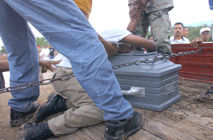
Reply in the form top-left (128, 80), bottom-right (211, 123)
top-left (39, 59), bottom-right (61, 71)
top-left (0, 54), bottom-right (61, 72)
top-left (127, 21), bottom-right (138, 32)
top-left (0, 60), bottom-right (9, 72)
top-left (0, 55), bottom-right (9, 72)
top-left (0, 55), bottom-right (7, 60)
top-left (127, 0), bottom-right (148, 32)
top-left (121, 34), bottom-right (156, 51)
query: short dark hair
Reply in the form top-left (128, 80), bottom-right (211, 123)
top-left (174, 22), bottom-right (184, 28)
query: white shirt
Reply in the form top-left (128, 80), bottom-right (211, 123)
top-left (53, 53), bottom-right (72, 68)
top-left (99, 29), bottom-right (131, 43)
top-left (40, 48), bottom-right (50, 60)
top-left (170, 36), bottom-right (190, 44)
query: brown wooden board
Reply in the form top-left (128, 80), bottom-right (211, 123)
top-left (171, 43), bottom-right (213, 82)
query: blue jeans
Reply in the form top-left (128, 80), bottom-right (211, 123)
top-left (0, 0), bottom-right (133, 120)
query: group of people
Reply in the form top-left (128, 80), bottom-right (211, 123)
top-left (170, 22), bottom-right (211, 45)
top-left (0, 0), bottom-right (212, 140)
top-left (169, 22), bottom-right (213, 102)
top-left (147, 22), bottom-right (212, 46)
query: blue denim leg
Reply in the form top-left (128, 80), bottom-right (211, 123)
top-left (3, 0), bottom-right (133, 120)
top-left (0, 1), bottom-right (39, 112)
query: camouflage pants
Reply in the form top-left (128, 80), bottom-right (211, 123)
top-left (133, 9), bottom-right (172, 54)
top-left (48, 67), bottom-right (103, 136)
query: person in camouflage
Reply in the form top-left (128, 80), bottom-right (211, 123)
top-left (127, 0), bottom-right (174, 55)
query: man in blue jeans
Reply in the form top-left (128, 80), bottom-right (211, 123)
top-left (0, 0), bottom-right (143, 139)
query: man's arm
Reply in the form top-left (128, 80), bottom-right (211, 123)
top-left (121, 34), bottom-right (156, 51)
top-left (0, 54), bottom-right (60, 72)
top-left (127, 21), bottom-right (138, 32)
top-left (39, 59), bottom-right (61, 71)
top-left (0, 55), bottom-right (9, 72)
top-left (0, 60), bottom-right (9, 72)
top-left (0, 55), bottom-right (7, 60)
top-left (127, 0), bottom-right (148, 32)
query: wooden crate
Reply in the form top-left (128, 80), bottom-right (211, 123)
top-left (170, 43), bottom-right (213, 82)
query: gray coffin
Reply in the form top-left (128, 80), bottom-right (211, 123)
top-left (109, 51), bottom-right (182, 111)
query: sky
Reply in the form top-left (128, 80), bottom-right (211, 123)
top-left (1, 0), bottom-right (213, 47)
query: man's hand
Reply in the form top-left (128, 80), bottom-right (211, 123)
top-left (39, 60), bottom-right (61, 71)
top-left (104, 43), bottom-right (119, 56)
top-left (190, 38), bottom-right (203, 48)
top-left (98, 34), bottom-right (119, 56)
top-left (118, 44), bottom-right (132, 54)
top-left (157, 45), bottom-right (171, 55)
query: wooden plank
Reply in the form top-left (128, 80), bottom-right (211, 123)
top-left (153, 117), bottom-right (213, 140)
top-left (129, 128), bottom-right (162, 140)
top-left (143, 119), bottom-right (198, 140)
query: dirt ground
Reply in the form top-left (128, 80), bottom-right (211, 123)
top-left (0, 72), bottom-right (54, 140)
top-left (0, 72), bottom-right (213, 140)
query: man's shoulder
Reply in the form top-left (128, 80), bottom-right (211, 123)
top-left (170, 36), bottom-right (175, 40)
top-left (170, 36), bottom-right (178, 44)
top-left (183, 37), bottom-right (190, 43)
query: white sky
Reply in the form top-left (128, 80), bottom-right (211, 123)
top-left (1, 0), bottom-right (213, 47)
top-left (170, 0), bottom-right (213, 25)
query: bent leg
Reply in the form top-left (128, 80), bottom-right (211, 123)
top-left (35, 67), bottom-right (101, 124)
top-left (52, 67), bottom-right (95, 108)
top-left (48, 104), bottom-right (103, 136)
top-left (0, 1), bottom-right (39, 112)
